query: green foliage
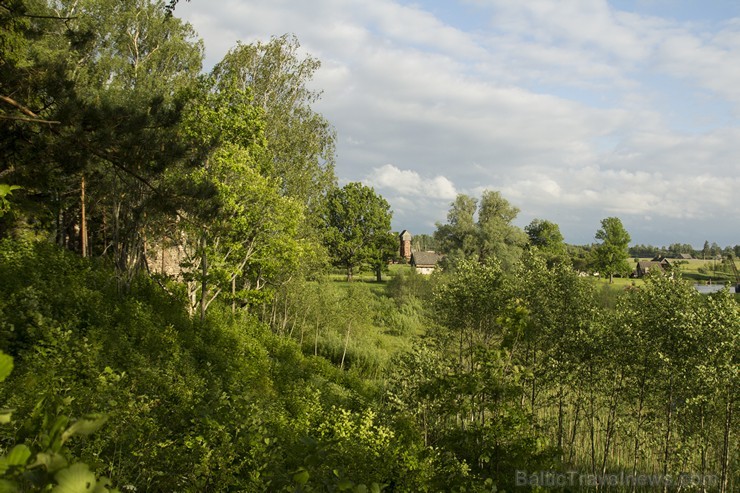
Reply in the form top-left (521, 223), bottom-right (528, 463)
top-left (434, 194), bottom-right (478, 264)
top-left (211, 34), bottom-right (336, 211)
top-left (592, 216), bottom-right (632, 282)
top-left (0, 346), bottom-right (117, 492)
top-left (321, 182), bottom-right (394, 281)
top-left (0, 186), bottom-right (20, 218)
top-left (2, 3), bottom-right (737, 491)
top-left (0, 240), bottom-right (433, 491)
top-left (434, 191), bottom-right (526, 270)
top-left (171, 74), bottom-right (305, 318)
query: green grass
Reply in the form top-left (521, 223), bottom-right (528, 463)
top-left (301, 263), bottom-right (430, 378)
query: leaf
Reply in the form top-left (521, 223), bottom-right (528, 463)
top-left (0, 352), bottom-right (14, 383)
top-left (0, 184), bottom-right (21, 196)
top-left (292, 468), bottom-right (309, 485)
top-left (337, 479), bottom-right (354, 491)
top-left (29, 452), bottom-right (68, 473)
top-left (0, 409), bottom-right (14, 424)
top-left (52, 463), bottom-right (99, 493)
top-left (5, 445), bottom-right (31, 467)
top-left (62, 415), bottom-right (107, 443)
top-left (0, 479), bottom-right (19, 493)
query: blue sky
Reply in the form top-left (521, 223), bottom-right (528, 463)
top-left (176, 0), bottom-right (740, 247)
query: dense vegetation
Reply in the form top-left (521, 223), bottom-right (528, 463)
top-left (1, 1), bottom-right (737, 492)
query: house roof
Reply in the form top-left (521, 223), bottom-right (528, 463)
top-left (679, 253), bottom-right (693, 259)
top-left (637, 261), bottom-right (665, 271)
top-left (399, 230), bottom-right (412, 240)
top-left (411, 251), bottom-right (443, 267)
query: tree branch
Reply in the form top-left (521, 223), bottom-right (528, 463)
top-left (0, 114), bottom-right (61, 124)
top-left (0, 95), bottom-right (34, 117)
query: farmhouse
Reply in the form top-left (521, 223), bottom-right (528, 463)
top-left (411, 251), bottom-right (443, 275)
top-left (635, 257), bottom-right (670, 278)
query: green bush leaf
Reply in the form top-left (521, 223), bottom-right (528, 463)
top-left (5, 445), bottom-right (31, 467)
top-left (292, 468), bottom-right (309, 485)
top-left (52, 463), bottom-right (112, 493)
top-left (62, 415), bottom-right (108, 443)
top-left (0, 478), bottom-right (19, 493)
top-left (29, 452), bottom-right (68, 474)
top-left (0, 409), bottom-right (13, 424)
top-left (0, 353), bottom-right (13, 383)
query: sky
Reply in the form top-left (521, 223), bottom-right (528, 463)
top-left (175, 0), bottom-right (740, 247)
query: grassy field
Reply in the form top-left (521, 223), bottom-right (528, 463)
top-left (630, 257), bottom-right (740, 283)
top-left (304, 262), bottom-right (429, 378)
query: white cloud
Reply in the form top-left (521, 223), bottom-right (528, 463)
top-left (176, 0), bottom-right (740, 246)
top-left (365, 164), bottom-right (457, 200)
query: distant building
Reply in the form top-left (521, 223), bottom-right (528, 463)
top-left (411, 251), bottom-right (443, 275)
top-left (399, 230), bottom-right (412, 261)
top-left (635, 258), bottom-right (669, 278)
top-left (679, 253), bottom-right (693, 260)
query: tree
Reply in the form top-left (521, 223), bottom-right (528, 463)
top-left (366, 230), bottom-right (398, 282)
top-left (322, 182), bottom-right (393, 281)
top-left (412, 233), bottom-right (438, 252)
top-left (434, 194), bottom-right (478, 263)
top-left (525, 218), bottom-right (566, 266)
top-left (210, 34), bottom-right (336, 211)
top-left (477, 190), bottom-right (527, 269)
top-left (172, 75), bottom-right (303, 319)
top-left (1, 0), bottom-right (203, 286)
top-left (434, 191), bottom-right (526, 270)
top-left (525, 218), bottom-right (564, 250)
top-left (592, 217), bottom-right (631, 283)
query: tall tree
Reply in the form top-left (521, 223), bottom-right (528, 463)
top-left (477, 190), bottom-right (527, 269)
top-left (210, 34), bottom-right (336, 211)
top-left (434, 194), bottom-right (478, 265)
top-left (525, 218), bottom-right (566, 265)
top-left (525, 218), bottom-right (564, 250)
top-left (366, 230), bottom-right (398, 282)
top-left (168, 74), bottom-right (304, 319)
top-left (321, 182), bottom-right (393, 281)
top-left (1, 0), bottom-right (203, 286)
top-left (434, 191), bottom-right (526, 270)
top-left (592, 217), bottom-right (631, 283)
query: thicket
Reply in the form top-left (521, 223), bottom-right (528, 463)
top-left (0, 240), bottom-right (444, 491)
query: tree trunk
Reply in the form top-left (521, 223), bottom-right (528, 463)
top-left (80, 175), bottom-right (88, 257)
top-left (662, 374), bottom-right (674, 493)
top-left (601, 370), bottom-right (623, 477)
top-left (199, 236), bottom-right (208, 321)
top-left (568, 399), bottom-right (581, 464)
top-left (340, 321), bottom-right (351, 370)
top-left (557, 383), bottom-right (565, 455)
top-left (720, 392), bottom-right (733, 493)
top-left (231, 276), bottom-right (236, 315)
top-left (631, 379), bottom-right (646, 493)
top-left (375, 264), bottom-right (382, 282)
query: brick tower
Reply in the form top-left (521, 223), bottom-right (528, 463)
top-left (399, 230), bottom-right (412, 261)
